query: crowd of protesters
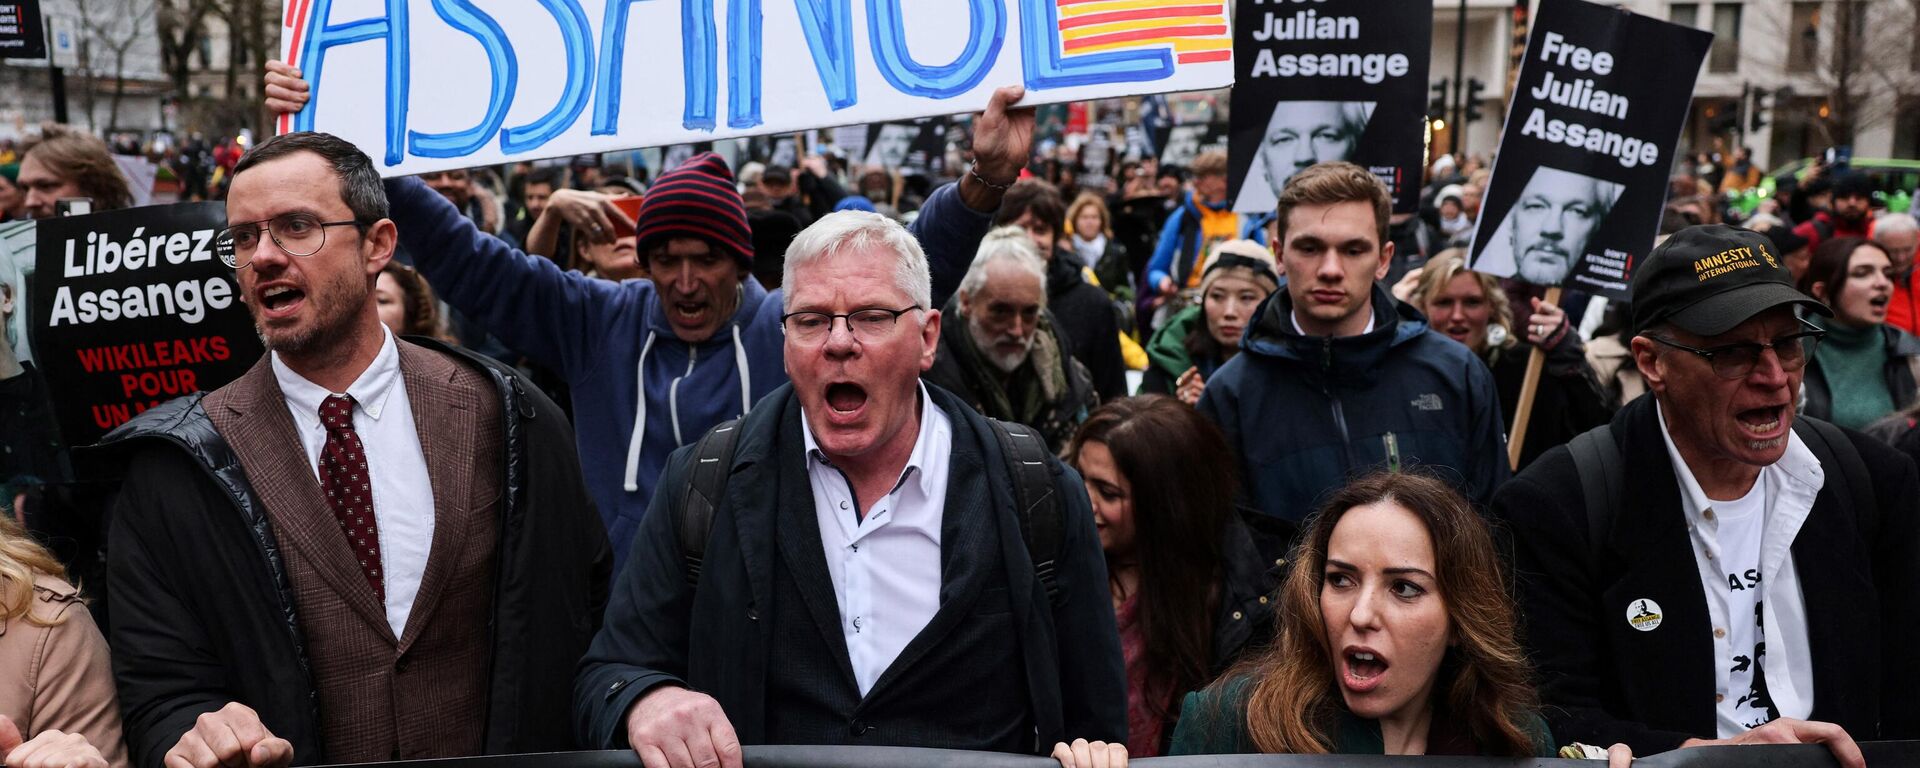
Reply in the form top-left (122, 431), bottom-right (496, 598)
top-left (2, 63), bottom-right (1918, 768)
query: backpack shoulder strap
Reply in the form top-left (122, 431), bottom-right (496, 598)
top-left (677, 418), bottom-right (743, 586)
top-left (988, 418), bottom-right (1066, 608)
top-left (1793, 418), bottom-right (1879, 537)
top-left (1568, 425), bottom-right (1622, 570)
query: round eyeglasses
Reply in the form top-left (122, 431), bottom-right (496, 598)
top-left (216, 212), bottom-right (364, 268)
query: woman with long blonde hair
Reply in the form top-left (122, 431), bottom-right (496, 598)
top-left (0, 514), bottom-right (126, 768)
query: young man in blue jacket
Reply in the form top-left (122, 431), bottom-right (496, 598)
top-left (1197, 162), bottom-right (1510, 521)
top-left (266, 65), bottom-right (1036, 566)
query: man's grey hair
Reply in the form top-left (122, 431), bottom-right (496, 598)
top-left (958, 226), bottom-right (1048, 302)
top-left (782, 211), bottom-right (931, 311)
top-left (1874, 212), bottom-right (1919, 241)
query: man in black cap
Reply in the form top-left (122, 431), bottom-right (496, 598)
top-left (1496, 224), bottom-right (1915, 765)
top-left (1792, 171), bottom-right (1873, 250)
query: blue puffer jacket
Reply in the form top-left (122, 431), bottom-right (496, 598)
top-left (386, 177), bottom-right (991, 570)
top-left (1197, 283), bottom-right (1510, 521)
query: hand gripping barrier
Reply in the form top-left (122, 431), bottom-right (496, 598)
top-left (313, 741), bottom-right (1920, 768)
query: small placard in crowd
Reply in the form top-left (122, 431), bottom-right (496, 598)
top-left (1226, 0), bottom-right (1432, 214)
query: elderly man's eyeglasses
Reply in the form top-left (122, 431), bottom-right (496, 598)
top-left (216, 213), bottom-right (364, 268)
top-left (1646, 321), bottom-right (1826, 379)
top-left (780, 306), bottom-right (922, 344)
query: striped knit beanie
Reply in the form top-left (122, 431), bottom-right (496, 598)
top-left (635, 152), bottom-right (753, 266)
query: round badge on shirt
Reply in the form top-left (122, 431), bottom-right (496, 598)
top-left (1626, 598), bottom-right (1664, 632)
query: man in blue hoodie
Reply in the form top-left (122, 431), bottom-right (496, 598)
top-left (1197, 162), bottom-right (1510, 522)
top-left (265, 68), bottom-right (1035, 567)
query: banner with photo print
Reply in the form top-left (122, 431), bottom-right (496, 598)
top-left (1227, 0), bottom-right (1432, 214)
top-left (1466, 0), bottom-right (1712, 299)
top-left (29, 204), bottom-right (264, 445)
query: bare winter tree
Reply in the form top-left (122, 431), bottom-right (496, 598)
top-left (72, 0), bottom-right (156, 132)
top-left (1754, 0), bottom-right (1920, 146)
top-left (155, 0), bottom-right (216, 98)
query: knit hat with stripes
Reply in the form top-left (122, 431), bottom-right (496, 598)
top-left (635, 152), bottom-right (753, 267)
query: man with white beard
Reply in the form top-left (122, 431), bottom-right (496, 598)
top-left (925, 227), bottom-right (1096, 451)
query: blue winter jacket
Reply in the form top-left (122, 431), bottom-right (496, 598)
top-left (1197, 283), bottom-right (1510, 521)
top-left (1144, 192), bottom-right (1267, 294)
top-left (386, 177), bottom-right (992, 569)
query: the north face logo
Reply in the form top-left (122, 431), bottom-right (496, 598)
top-left (1410, 394), bottom-right (1443, 411)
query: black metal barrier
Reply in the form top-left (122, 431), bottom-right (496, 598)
top-left (323, 742), bottom-right (1920, 768)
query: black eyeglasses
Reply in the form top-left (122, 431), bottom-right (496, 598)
top-left (780, 306), bottom-right (922, 344)
top-left (216, 212), bottom-right (364, 268)
top-left (1646, 320), bottom-right (1826, 379)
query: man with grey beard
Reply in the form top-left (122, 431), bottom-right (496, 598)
top-left (924, 227), bottom-right (1095, 451)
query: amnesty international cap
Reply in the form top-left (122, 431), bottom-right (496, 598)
top-left (1630, 224), bottom-right (1831, 337)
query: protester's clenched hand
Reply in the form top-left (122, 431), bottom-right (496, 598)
top-left (1051, 739), bottom-right (1126, 768)
top-left (1175, 366), bottom-right (1206, 406)
top-left (970, 85), bottom-right (1035, 183)
top-left (1526, 297), bottom-right (1569, 350)
top-left (1, 716), bottom-right (109, 768)
top-left (263, 60), bottom-right (310, 115)
top-left (1681, 718), bottom-right (1864, 768)
top-left (545, 189), bottom-right (633, 245)
top-left (624, 686), bottom-right (743, 768)
top-left (163, 703), bottom-right (294, 768)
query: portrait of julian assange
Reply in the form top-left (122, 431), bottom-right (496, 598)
top-left (1232, 100), bottom-right (1376, 214)
top-left (1471, 165), bottom-right (1623, 287)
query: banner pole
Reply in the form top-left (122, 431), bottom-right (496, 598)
top-left (1507, 286), bottom-right (1560, 471)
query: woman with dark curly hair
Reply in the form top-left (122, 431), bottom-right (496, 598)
top-left (373, 262), bottom-right (455, 343)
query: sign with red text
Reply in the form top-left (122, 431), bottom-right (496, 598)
top-left (279, 0), bottom-right (1236, 176)
top-left (29, 204), bottom-right (263, 445)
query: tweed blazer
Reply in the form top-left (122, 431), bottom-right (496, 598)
top-left (203, 342), bottom-right (503, 761)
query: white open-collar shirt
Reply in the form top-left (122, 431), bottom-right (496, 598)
top-left (801, 382), bottom-right (952, 696)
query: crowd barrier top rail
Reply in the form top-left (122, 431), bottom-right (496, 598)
top-left (315, 741), bottom-right (1920, 768)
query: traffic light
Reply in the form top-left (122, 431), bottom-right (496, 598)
top-left (1429, 79), bottom-right (1450, 120)
top-left (1750, 88), bottom-right (1770, 132)
top-left (1465, 78), bottom-right (1488, 123)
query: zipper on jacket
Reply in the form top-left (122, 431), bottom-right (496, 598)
top-left (669, 346), bottom-right (698, 446)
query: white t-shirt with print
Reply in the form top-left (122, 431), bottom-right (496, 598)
top-left (1712, 482), bottom-right (1774, 734)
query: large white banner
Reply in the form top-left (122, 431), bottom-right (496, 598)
top-left (278, 0), bottom-right (1236, 176)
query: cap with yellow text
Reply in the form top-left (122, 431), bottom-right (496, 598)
top-left (1630, 224), bottom-right (1831, 337)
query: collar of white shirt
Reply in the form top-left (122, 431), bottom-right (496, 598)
top-left (1291, 307), bottom-right (1378, 337)
top-left (271, 327), bottom-right (405, 428)
top-left (800, 381), bottom-right (943, 501)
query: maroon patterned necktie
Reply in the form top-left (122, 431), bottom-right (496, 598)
top-left (318, 393), bottom-right (384, 601)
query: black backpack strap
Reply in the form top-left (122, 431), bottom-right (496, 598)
top-left (1568, 425), bottom-right (1622, 570)
top-left (677, 418), bottom-right (743, 586)
top-left (1793, 418), bottom-right (1878, 537)
top-left (988, 418), bottom-right (1066, 608)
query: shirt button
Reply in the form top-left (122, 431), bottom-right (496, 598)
top-left (1715, 694), bottom-right (1726, 703)
top-left (839, 501), bottom-right (849, 510)
top-left (1714, 627), bottom-right (1726, 639)
top-left (1231, 611), bottom-right (1243, 620)
top-left (1705, 509), bottom-right (1716, 521)
top-left (1258, 596), bottom-right (1269, 604)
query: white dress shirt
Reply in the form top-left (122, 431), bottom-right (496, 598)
top-left (801, 383), bottom-right (952, 696)
top-left (272, 329), bottom-right (436, 640)
top-left (1655, 403), bottom-right (1818, 736)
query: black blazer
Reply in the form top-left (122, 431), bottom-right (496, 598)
top-left (574, 383), bottom-right (1127, 752)
top-left (1495, 395), bottom-right (1920, 754)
